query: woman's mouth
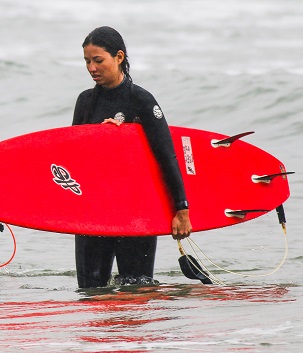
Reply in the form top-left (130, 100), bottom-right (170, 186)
top-left (91, 75), bottom-right (101, 81)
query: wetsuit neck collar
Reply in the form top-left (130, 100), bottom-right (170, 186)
top-left (101, 74), bottom-right (126, 91)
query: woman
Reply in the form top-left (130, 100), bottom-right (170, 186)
top-left (73, 26), bottom-right (192, 288)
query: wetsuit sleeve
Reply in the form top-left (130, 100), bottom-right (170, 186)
top-left (135, 88), bottom-right (188, 211)
top-left (72, 89), bottom-right (92, 126)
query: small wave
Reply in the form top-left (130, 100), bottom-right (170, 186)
top-left (0, 269), bottom-right (76, 277)
top-left (0, 60), bottom-right (28, 70)
top-left (292, 255), bottom-right (303, 261)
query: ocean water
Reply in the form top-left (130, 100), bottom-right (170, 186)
top-left (1, 0), bottom-right (303, 352)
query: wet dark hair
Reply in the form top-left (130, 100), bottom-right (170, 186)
top-left (81, 26), bottom-right (132, 123)
top-left (82, 26), bottom-right (131, 81)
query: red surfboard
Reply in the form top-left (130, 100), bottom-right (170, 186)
top-left (0, 124), bottom-right (291, 236)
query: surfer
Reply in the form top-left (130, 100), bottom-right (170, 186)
top-left (73, 26), bottom-right (192, 288)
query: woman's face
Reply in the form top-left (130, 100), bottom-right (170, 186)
top-left (83, 44), bottom-right (124, 88)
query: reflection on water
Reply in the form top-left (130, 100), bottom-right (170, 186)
top-left (0, 284), bottom-right (294, 352)
top-left (85, 283), bottom-right (292, 303)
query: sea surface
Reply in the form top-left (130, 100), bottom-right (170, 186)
top-left (0, 0), bottom-right (303, 352)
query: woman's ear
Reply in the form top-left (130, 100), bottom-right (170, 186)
top-left (116, 50), bottom-right (125, 65)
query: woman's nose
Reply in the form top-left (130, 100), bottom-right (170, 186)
top-left (87, 63), bottom-right (97, 72)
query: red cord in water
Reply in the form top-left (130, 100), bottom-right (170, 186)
top-left (0, 223), bottom-right (17, 268)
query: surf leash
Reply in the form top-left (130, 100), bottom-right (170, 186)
top-left (0, 223), bottom-right (17, 268)
top-left (182, 218), bottom-right (288, 284)
top-left (178, 240), bottom-right (224, 285)
top-left (276, 204), bottom-right (287, 235)
top-left (178, 206), bottom-right (289, 283)
top-left (185, 232), bottom-right (288, 279)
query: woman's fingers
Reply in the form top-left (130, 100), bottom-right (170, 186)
top-left (101, 118), bottom-right (122, 126)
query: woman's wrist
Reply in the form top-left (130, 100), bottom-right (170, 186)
top-left (175, 200), bottom-right (189, 211)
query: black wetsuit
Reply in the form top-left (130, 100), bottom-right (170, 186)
top-left (73, 77), bottom-right (188, 288)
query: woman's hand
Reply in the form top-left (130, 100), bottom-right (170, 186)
top-left (101, 118), bottom-right (122, 126)
top-left (172, 209), bottom-right (192, 240)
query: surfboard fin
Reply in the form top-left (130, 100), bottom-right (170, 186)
top-left (0, 223), bottom-right (4, 232)
top-left (252, 172), bottom-right (295, 184)
top-left (225, 208), bottom-right (269, 219)
top-left (211, 131), bottom-right (254, 148)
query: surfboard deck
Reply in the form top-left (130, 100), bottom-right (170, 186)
top-left (0, 124), bottom-right (291, 235)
